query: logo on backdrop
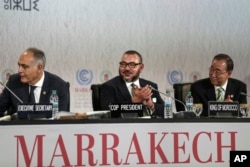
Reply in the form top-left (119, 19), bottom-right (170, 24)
top-left (4, 0), bottom-right (40, 11)
top-left (100, 70), bottom-right (112, 82)
top-left (1, 68), bottom-right (14, 84)
top-left (189, 72), bottom-right (201, 82)
top-left (167, 70), bottom-right (183, 85)
top-left (76, 69), bottom-right (93, 85)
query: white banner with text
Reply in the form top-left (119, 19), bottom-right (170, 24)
top-left (0, 121), bottom-right (250, 167)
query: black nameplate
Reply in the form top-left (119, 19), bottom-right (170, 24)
top-left (208, 101), bottom-right (239, 118)
top-left (109, 103), bottom-right (143, 118)
top-left (17, 103), bottom-right (53, 119)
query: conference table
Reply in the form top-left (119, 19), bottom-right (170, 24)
top-left (1, 115), bottom-right (250, 167)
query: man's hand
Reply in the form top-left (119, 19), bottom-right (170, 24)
top-left (225, 94), bottom-right (233, 102)
top-left (131, 84), bottom-right (151, 102)
top-left (131, 84), bottom-right (154, 110)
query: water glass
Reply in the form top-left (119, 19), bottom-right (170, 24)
top-left (193, 103), bottom-right (203, 118)
top-left (240, 104), bottom-right (250, 118)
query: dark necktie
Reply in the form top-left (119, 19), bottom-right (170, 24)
top-left (130, 83), bottom-right (136, 96)
top-left (28, 85), bottom-right (37, 103)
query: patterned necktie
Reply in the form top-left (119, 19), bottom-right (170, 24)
top-left (130, 83), bottom-right (136, 97)
top-left (216, 87), bottom-right (224, 102)
top-left (28, 85), bottom-right (37, 103)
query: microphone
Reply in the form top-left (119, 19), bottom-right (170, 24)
top-left (240, 92), bottom-right (250, 98)
top-left (149, 85), bottom-right (187, 111)
top-left (0, 81), bottom-right (23, 103)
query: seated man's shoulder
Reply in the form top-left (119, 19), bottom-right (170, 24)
top-left (45, 71), bottom-right (67, 84)
top-left (8, 73), bottom-right (20, 82)
top-left (193, 78), bottom-right (210, 85)
top-left (191, 78), bottom-right (211, 89)
top-left (139, 78), bottom-right (156, 85)
top-left (229, 78), bottom-right (246, 86)
top-left (103, 76), bottom-right (121, 85)
top-left (6, 73), bottom-right (27, 86)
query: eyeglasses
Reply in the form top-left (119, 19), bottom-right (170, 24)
top-left (119, 62), bottom-right (142, 69)
top-left (209, 67), bottom-right (228, 76)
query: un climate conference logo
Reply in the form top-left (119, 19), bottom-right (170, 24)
top-left (167, 70), bottom-right (183, 85)
top-left (189, 72), bottom-right (201, 82)
top-left (76, 69), bottom-right (93, 85)
top-left (100, 70), bottom-right (112, 82)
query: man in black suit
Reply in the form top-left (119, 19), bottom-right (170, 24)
top-left (0, 47), bottom-right (69, 117)
top-left (190, 54), bottom-right (247, 117)
top-left (100, 50), bottom-right (164, 118)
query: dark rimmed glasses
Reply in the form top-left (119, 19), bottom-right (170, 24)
top-left (209, 67), bottom-right (228, 76)
top-left (119, 62), bottom-right (142, 69)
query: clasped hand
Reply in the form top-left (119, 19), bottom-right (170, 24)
top-left (224, 95), bottom-right (233, 102)
top-left (131, 84), bottom-right (154, 108)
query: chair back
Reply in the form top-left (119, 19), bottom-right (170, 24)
top-left (173, 82), bottom-right (192, 111)
top-left (90, 84), bottom-right (102, 111)
top-left (66, 82), bottom-right (70, 111)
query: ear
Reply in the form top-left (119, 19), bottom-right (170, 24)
top-left (37, 64), bottom-right (44, 71)
top-left (227, 71), bottom-right (232, 77)
top-left (139, 63), bottom-right (144, 72)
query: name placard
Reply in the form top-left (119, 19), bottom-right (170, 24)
top-left (109, 103), bottom-right (143, 118)
top-left (17, 103), bottom-right (53, 119)
top-left (208, 101), bottom-right (239, 118)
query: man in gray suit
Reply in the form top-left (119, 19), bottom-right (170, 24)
top-left (0, 47), bottom-right (69, 116)
top-left (191, 54), bottom-right (247, 117)
top-left (100, 50), bottom-right (164, 118)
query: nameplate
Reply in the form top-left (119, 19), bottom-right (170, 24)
top-left (17, 103), bottom-right (53, 119)
top-left (109, 103), bottom-right (143, 118)
top-left (208, 101), bottom-right (239, 118)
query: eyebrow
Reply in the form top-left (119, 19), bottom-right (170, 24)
top-left (18, 63), bottom-right (30, 68)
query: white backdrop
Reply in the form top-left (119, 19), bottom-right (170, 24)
top-left (1, 0), bottom-right (250, 112)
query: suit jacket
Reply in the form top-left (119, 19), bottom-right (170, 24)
top-left (190, 78), bottom-right (247, 117)
top-left (0, 71), bottom-right (69, 115)
top-left (100, 76), bottom-right (164, 117)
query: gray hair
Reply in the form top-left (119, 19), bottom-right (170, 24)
top-left (26, 47), bottom-right (46, 68)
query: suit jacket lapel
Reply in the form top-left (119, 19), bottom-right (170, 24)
top-left (205, 82), bottom-right (216, 101)
top-left (225, 79), bottom-right (234, 98)
top-left (117, 77), bottom-right (131, 100)
top-left (39, 72), bottom-right (50, 103)
top-left (206, 88), bottom-right (216, 101)
top-left (21, 85), bottom-right (30, 103)
top-left (139, 79), bottom-right (147, 87)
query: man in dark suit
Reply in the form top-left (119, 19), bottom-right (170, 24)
top-left (100, 50), bottom-right (164, 118)
top-left (190, 54), bottom-right (247, 117)
top-left (0, 47), bottom-right (69, 117)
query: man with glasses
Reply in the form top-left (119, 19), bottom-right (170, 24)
top-left (190, 54), bottom-right (247, 117)
top-left (100, 50), bottom-right (164, 118)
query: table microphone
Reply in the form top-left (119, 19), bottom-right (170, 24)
top-left (149, 85), bottom-right (187, 111)
top-left (0, 81), bottom-right (23, 103)
top-left (240, 92), bottom-right (250, 98)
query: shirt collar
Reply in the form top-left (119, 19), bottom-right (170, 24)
top-left (215, 79), bottom-right (228, 91)
top-left (33, 72), bottom-right (45, 88)
top-left (125, 79), bottom-right (140, 88)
